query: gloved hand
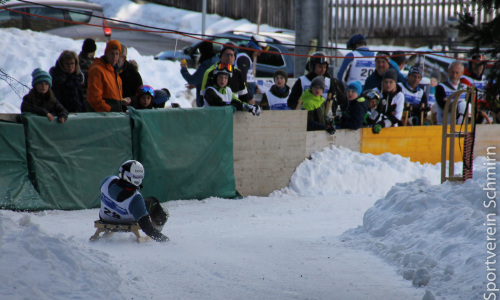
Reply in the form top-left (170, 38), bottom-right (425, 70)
top-left (326, 124), bottom-right (336, 135)
top-left (372, 124), bottom-right (382, 134)
top-left (154, 233), bottom-right (169, 243)
top-left (363, 112), bottom-right (371, 123)
top-left (243, 104), bottom-right (261, 116)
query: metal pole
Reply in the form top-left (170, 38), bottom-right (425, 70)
top-left (335, 0), bottom-right (339, 70)
top-left (202, 0), bottom-right (207, 37)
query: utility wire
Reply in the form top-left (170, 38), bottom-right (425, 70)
top-left (4, 0), bottom-right (491, 62)
top-left (0, 68), bottom-right (30, 99)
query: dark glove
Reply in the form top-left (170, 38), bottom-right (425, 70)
top-left (154, 233), bottom-right (169, 243)
top-left (372, 123), bottom-right (382, 134)
top-left (243, 104), bottom-right (261, 116)
top-left (326, 124), bottom-right (336, 135)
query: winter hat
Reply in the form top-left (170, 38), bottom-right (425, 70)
top-left (408, 66), bottom-right (422, 76)
top-left (273, 69), bottom-right (288, 83)
top-left (382, 69), bottom-right (398, 82)
top-left (153, 88), bottom-right (171, 105)
top-left (430, 70), bottom-right (441, 81)
top-left (347, 81), bottom-right (362, 96)
top-left (310, 76), bottom-right (326, 90)
top-left (346, 34), bottom-right (366, 50)
top-left (375, 51), bottom-right (391, 64)
top-left (105, 39), bottom-right (122, 55)
top-left (31, 68), bottom-right (52, 88)
top-left (82, 38), bottom-right (96, 53)
top-left (199, 41), bottom-right (215, 57)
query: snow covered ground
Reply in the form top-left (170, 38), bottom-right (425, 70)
top-left (1, 146), bottom-right (498, 300)
top-left (1, 1), bottom-right (499, 299)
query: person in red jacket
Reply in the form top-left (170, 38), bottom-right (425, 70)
top-left (87, 40), bottom-right (131, 112)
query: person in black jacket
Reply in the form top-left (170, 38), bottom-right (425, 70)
top-left (200, 42), bottom-right (252, 104)
top-left (50, 50), bottom-right (86, 112)
top-left (339, 81), bottom-right (367, 130)
top-left (21, 68), bottom-right (69, 123)
top-left (118, 43), bottom-right (143, 100)
top-left (78, 38), bottom-right (96, 106)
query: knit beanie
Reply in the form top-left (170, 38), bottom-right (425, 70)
top-left (105, 40), bottom-right (122, 55)
top-left (310, 76), bottom-right (326, 90)
top-left (408, 66), bottom-right (422, 76)
top-left (430, 70), bottom-right (441, 81)
top-left (273, 69), bottom-right (288, 83)
top-left (375, 51), bottom-right (391, 64)
top-left (347, 81), bottom-right (362, 96)
top-left (199, 41), bottom-right (215, 57)
top-left (82, 38), bottom-right (97, 53)
top-left (154, 88), bottom-right (171, 105)
top-left (382, 69), bottom-right (398, 82)
top-left (31, 68), bottom-right (52, 88)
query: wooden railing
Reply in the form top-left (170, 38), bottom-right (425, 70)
top-left (150, 0), bottom-right (498, 39)
top-left (330, 0), bottom-right (498, 39)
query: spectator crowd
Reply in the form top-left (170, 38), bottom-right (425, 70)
top-left (21, 34), bottom-right (498, 134)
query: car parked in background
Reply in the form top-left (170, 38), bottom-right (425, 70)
top-left (154, 31), bottom-right (294, 78)
top-left (0, 0), bottom-right (111, 41)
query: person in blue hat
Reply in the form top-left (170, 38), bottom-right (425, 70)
top-left (21, 68), bottom-right (69, 123)
top-left (338, 81), bottom-right (367, 130)
top-left (337, 34), bottom-right (375, 87)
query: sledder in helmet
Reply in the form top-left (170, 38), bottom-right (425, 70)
top-left (98, 160), bottom-right (169, 242)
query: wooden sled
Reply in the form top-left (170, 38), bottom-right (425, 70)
top-left (89, 220), bottom-right (151, 243)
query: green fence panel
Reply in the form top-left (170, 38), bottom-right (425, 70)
top-left (0, 121), bottom-right (48, 210)
top-left (23, 113), bottom-right (133, 210)
top-left (129, 107), bottom-right (237, 201)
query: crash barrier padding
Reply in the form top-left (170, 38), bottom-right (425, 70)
top-left (23, 112), bottom-right (133, 210)
top-left (360, 125), bottom-right (473, 165)
top-left (129, 106), bottom-right (238, 201)
top-left (0, 121), bottom-right (47, 210)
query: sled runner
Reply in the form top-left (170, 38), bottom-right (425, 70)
top-left (89, 220), bottom-right (151, 243)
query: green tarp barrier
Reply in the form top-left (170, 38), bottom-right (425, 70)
top-left (129, 106), bottom-right (237, 200)
top-left (0, 121), bottom-right (46, 210)
top-left (2, 108), bottom-right (237, 211)
top-left (23, 113), bottom-right (132, 210)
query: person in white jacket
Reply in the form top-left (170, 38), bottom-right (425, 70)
top-left (371, 69), bottom-right (405, 134)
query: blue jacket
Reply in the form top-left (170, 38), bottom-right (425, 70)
top-left (181, 56), bottom-right (218, 107)
top-left (337, 47), bottom-right (375, 82)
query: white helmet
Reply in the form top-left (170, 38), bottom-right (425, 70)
top-left (119, 160), bottom-right (145, 188)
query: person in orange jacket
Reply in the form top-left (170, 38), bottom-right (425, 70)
top-left (87, 40), bottom-right (131, 112)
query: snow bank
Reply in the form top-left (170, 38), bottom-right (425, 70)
top-left (0, 212), bottom-right (126, 300)
top-left (88, 0), bottom-right (282, 40)
top-left (273, 146), bottom-right (442, 197)
top-left (342, 156), bottom-right (500, 300)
